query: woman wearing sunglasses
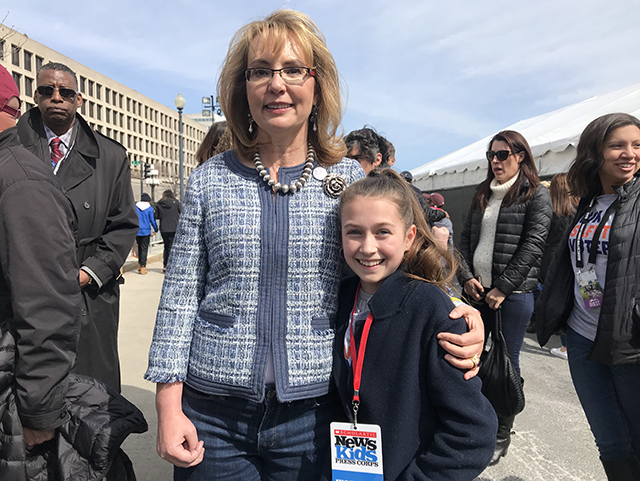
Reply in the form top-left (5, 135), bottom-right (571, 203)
top-left (537, 113), bottom-right (640, 480)
top-left (457, 130), bottom-right (552, 465)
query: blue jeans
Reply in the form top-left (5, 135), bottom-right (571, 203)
top-left (479, 291), bottom-right (533, 377)
top-left (174, 385), bottom-right (342, 481)
top-left (567, 327), bottom-right (640, 461)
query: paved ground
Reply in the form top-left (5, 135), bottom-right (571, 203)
top-left (117, 257), bottom-right (606, 481)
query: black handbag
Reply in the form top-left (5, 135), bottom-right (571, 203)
top-left (478, 307), bottom-right (525, 417)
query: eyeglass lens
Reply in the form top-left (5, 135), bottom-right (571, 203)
top-left (486, 150), bottom-right (511, 161)
top-left (37, 85), bottom-right (77, 99)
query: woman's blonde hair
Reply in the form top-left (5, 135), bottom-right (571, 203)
top-left (339, 169), bottom-right (456, 291)
top-left (218, 9), bottom-right (345, 165)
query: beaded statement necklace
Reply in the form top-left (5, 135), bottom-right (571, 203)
top-left (253, 143), bottom-right (314, 194)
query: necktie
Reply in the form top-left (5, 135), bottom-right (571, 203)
top-left (51, 137), bottom-right (63, 167)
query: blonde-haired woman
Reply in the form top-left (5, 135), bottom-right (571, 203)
top-left (146, 10), bottom-right (484, 480)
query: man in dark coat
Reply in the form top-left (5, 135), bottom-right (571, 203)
top-left (17, 62), bottom-right (138, 392)
top-left (0, 63), bottom-right (80, 471)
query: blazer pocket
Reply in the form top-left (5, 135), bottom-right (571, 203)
top-left (197, 310), bottom-right (236, 329)
top-left (311, 316), bottom-right (336, 334)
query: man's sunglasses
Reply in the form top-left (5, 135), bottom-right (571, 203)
top-left (36, 85), bottom-right (78, 100)
top-left (486, 150), bottom-right (515, 162)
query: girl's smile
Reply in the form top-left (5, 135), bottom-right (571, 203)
top-left (341, 196), bottom-right (416, 294)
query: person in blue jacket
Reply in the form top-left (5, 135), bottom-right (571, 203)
top-left (135, 193), bottom-right (157, 274)
top-left (333, 169), bottom-right (497, 481)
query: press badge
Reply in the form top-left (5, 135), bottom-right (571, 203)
top-left (330, 422), bottom-right (383, 481)
top-left (576, 268), bottom-right (604, 309)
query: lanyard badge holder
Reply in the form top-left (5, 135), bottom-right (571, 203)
top-left (575, 198), bottom-right (617, 310)
top-left (331, 286), bottom-right (383, 481)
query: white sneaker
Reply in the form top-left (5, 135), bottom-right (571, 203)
top-left (550, 347), bottom-right (568, 360)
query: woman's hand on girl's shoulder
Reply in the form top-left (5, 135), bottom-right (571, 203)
top-left (437, 304), bottom-right (485, 380)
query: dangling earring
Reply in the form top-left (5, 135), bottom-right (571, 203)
top-left (248, 112), bottom-right (255, 134)
top-left (309, 105), bottom-right (318, 132)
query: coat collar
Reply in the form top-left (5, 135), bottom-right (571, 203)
top-left (367, 269), bottom-right (413, 320)
top-left (18, 107), bottom-right (100, 159)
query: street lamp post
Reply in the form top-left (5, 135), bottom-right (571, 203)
top-left (175, 93), bottom-right (186, 200)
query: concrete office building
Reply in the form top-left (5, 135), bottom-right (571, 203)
top-left (0, 23), bottom-right (209, 200)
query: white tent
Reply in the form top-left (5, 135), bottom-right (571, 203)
top-left (412, 81), bottom-right (640, 191)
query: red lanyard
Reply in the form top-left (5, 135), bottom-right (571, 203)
top-left (349, 286), bottom-right (374, 428)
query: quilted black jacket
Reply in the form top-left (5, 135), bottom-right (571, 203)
top-left (0, 329), bottom-right (148, 480)
top-left (536, 175), bottom-right (640, 365)
top-left (457, 179), bottom-right (552, 295)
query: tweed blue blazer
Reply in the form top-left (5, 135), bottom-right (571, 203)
top-left (145, 150), bottom-right (364, 402)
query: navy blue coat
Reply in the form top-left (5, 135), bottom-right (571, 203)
top-left (332, 270), bottom-right (497, 481)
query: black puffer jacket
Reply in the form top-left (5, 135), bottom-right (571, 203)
top-left (0, 329), bottom-right (148, 481)
top-left (536, 175), bottom-right (640, 366)
top-left (457, 179), bottom-right (552, 295)
top-left (539, 213), bottom-right (574, 283)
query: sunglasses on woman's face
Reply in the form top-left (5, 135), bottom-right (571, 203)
top-left (486, 150), bottom-right (513, 162)
top-left (36, 85), bottom-right (78, 100)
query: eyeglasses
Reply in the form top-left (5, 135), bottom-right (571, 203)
top-left (244, 67), bottom-right (315, 85)
top-left (486, 150), bottom-right (515, 162)
top-left (0, 99), bottom-right (21, 119)
top-left (36, 85), bottom-right (78, 100)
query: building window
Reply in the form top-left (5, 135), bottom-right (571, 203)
top-left (11, 45), bottom-right (20, 66)
top-left (12, 72), bottom-right (21, 93)
top-left (127, 116), bottom-right (131, 130)
top-left (0, 40), bottom-right (4, 60)
top-left (88, 80), bottom-right (94, 97)
top-left (35, 55), bottom-right (43, 72)
top-left (96, 84), bottom-right (101, 100)
top-left (97, 105), bottom-right (102, 121)
top-left (120, 113), bottom-right (124, 128)
top-left (79, 76), bottom-right (86, 94)
top-left (105, 88), bottom-right (111, 104)
top-left (24, 77), bottom-right (33, 98)
top-left (24, 51), bottom-right (32, 71)
top-left (107, 128), bottom-right (111, 137)
top-left (106, 108), bottom-right (111, 124)
top-left (127, 98), bottom-right (130, 112)
top-left (81, 101), bottom-right (86, 115)
top-left (88, 101), bottom-right (94, 118)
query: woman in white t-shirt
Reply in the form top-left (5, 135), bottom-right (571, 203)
top-left (537, 113), bottom-right (640, 480)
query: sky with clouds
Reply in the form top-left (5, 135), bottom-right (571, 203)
top-left (6, 0), bottom-right (640, 171)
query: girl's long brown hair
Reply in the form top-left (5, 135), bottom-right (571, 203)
top-left (339, 169), bottom-right (456, 290)
top-left (549, 173), bottom-right (577, 217)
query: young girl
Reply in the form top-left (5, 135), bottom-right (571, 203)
top-left (332, 169), bottom-right (497, 481)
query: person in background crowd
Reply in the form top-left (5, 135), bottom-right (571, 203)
top-left (537, 113), bottom-right (640, 480)
top-left (344, 126), bottom-right (385, 173)
top-left (0, 62), bottom-right (79, 470)
top-left (145, 10), bottom-right (485, 480)
top-left (425, 192), bottom-right (454, 247)
top-left (17, 62), bottom-right (138, 393)
top-left (195, 120), bottom-right (232, 165)
top-left (537, 174), bottom-right (577, 359)
top-left (384, 138), bottom-right (396, 167)
top-left (136, 193), bottom-right (157, 275)
top-left (457, 129), bottom-right (552, 466)
top-left (155, 189), bottom-right (182, 273)
top-left (333, 169), bottom-right (497, 480)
